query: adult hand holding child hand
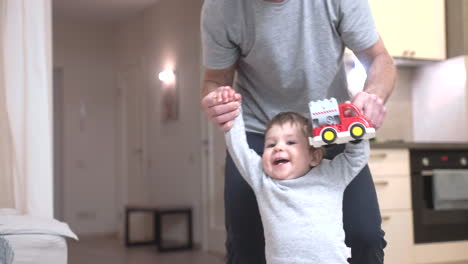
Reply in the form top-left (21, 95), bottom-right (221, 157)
top-left (201, 86), bottom-right (242, 132)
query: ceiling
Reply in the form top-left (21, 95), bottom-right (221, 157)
top-left (53, 0), bottom-right (159, 23)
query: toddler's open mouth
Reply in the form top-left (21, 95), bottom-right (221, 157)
top-left (273, 158), bottom-right (290, 165)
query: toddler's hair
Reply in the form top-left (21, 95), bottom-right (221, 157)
top-left (266, 112), bottom-right (312, 140)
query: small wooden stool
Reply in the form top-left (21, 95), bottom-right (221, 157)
top-left (125, 205), bottom-right (193, 252)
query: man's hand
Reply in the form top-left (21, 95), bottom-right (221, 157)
top-left (201, 86), bottom-right (241, 132)
top-left (351, 91), bottom-right (386, 129)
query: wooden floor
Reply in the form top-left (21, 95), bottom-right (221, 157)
top-left (68, 236), bottom-right (224, 264)
top-left (68, 236), bottom-right (468, 264)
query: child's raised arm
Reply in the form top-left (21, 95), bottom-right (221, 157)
top-left (328, 140), bottom-right (370, 186)
top-left (219, 88), bottom-right (263, 189)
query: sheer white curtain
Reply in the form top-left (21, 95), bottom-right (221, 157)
top-left (0, 15), bottom-right (15, 208)
top-left (0, 0), bottom-right (53, 217)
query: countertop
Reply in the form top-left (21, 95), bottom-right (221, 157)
top-left (371, 141), bottom-right (468, 150)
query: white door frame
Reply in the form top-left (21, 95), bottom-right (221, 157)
top-left (201, 115), bottom-right (227, 254)
top-left (53, 67), bottom-right (64, 221)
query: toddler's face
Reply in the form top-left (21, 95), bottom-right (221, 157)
top-left (262, 122), bottom-right (318, 180)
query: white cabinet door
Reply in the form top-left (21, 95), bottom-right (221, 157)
top-left (381, 211), bottom-right (414, 264)
top-left (369, 0), bottom-right (446, 60)
top-left (374, 176), bottom-right (412, 210)
top-left (368, 0), bottom-right (409, 57)
top-left (370, 148), bottom-right (414, 264)
top-left (368, 148), bottom-right (409, 178)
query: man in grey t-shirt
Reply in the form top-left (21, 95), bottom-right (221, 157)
top-left (200, 0), bottom-right (396, 263)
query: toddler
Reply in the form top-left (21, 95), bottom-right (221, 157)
top-left (217, 87), bottom-right (370, 263)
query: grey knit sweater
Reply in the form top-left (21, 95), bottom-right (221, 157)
top-left (225, 111), bottom-right (370, 263)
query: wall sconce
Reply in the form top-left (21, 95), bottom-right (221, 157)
top-left (158, 69), bottom-right (179, 122)
top-left (158, 69), bottom-right (176, 85)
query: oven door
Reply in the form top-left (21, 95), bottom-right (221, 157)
top-left (412, 168), bottom-right (468, 243)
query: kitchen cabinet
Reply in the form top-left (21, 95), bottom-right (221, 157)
top-left (446, 0), bottom-right (468, 58)
top-left (368, 0), bottom-right (446, 60)
top-left (414, 241), bottom-right (468, 263)
top-left (381, 211), bottom-right (414, 264)
top-left (369, 148), bottom-right (414, 264)
top-left (370, 145), bottom-right (468, 264)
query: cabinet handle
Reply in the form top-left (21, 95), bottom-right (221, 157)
top-left (421, 170), bottom-right (433, 176)
top-left (382, 216), bottom-right (391, 221)
top-left (370, 153), bottom-right (387, 160)
top-left (374, 180), bottom-right (389, 186)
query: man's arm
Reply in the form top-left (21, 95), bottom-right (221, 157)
top-left (202, 65), bottom-right (236, 97)
top-left (353, 37), bottom-right (396, 129)
top-left (201, 65), bottom-right (240, 131)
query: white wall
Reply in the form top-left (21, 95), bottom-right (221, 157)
top-left (53, 0), bottom-right (205, 242)
top-left (114, 0), bottom-right (204, 243)
top-left (53, 21), bottom-right (118, 235)
top-left (412, 56), bottom-right (468, 142)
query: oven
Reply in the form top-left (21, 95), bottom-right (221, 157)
top-left (411, 149), bottom-right (468, 243)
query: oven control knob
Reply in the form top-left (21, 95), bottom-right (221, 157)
top-left (422, 157), bottom-right (430, 167)
top-left (460, 157), bottom-right (467, 166)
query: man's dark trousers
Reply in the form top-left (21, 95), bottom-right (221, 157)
top-left (224, 132), bottom-right (386, 263)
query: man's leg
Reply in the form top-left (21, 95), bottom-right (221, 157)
top-left (224, 132), bottom-right (266, 264)
top-left (325, 144), bottom-right (386, 264)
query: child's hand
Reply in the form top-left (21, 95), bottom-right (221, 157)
top-left (212, 86), bottom-right (241, 105)
top-left (201, 86), bottom-right (242, 132)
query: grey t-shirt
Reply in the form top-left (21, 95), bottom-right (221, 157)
top-left (225, 110), bottom-right (370, 263)
top-left (202, 0), bottom-right (379, 133)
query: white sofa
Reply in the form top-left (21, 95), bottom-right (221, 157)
top-left (0, 209), bottom-right (77, 264)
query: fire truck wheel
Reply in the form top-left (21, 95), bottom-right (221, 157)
top-left (322, 128), bottom-right (337, 144)
top-left (350, 123), bottom-right (366, 140)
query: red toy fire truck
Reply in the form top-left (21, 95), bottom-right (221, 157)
top-left (308, 98), bottom-right (376, 147)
